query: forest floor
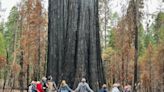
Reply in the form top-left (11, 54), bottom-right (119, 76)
top-left (0, 89), bottom-right (26, 92)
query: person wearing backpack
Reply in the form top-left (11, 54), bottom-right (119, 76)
top-left (75, 78), bottom-right (94, 92)
top-left (58, 80), bottom-right (73, 92)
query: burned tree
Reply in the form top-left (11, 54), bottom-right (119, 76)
top-left (47, 0), bottom-right (106, 90)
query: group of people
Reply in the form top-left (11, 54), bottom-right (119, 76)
top-left (28, 77), bottom-right (94, 92)
top-left (28, 76), bottom-right (131, 92)
top-left (28, 76), bottom-right (57, 92)
top-left (111, 83), bottom-right (132, 92)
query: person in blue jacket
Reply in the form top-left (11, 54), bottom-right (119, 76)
top-left (58, 80), bottom-right (73, 92)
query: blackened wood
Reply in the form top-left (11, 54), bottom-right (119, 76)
top-left (47, 0), bottom-right (106, 90)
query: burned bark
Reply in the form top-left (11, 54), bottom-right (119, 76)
top-left (47, 0), bottom-right (106, 91)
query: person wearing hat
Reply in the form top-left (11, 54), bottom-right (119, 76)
top-left (58, 80), bottom-right (73, 92)
top-left (99, 84), bottom-right (108, 92)
top-left (75, 78), bottom-right (94, 92)
top-left (111, 83), bottom-right (120, 92)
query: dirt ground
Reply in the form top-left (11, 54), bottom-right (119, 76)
top-left (0, 89), bottom-right (26, 92)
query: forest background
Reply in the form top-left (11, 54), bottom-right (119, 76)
top-left (0, 0), bottom-right (164, 92)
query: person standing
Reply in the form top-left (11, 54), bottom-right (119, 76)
top-left (75, 78), bottom-right (94, 92)
top-left (124, 84), bottom-right (132, 92)
top-left (47, 76), bottom-right (57, 92)
top-left (28, 81), bottom-right (37, 92)
top-left (41, 77), bottom-right (48, 92)
top-left (58, 80), bottom-right (73, 92)
top-left (111, 83), bottom-right (120, 92)
top-left (36, 81), bottom-right (44, 92)
top-left (99, 84), bottom-right (108, 92)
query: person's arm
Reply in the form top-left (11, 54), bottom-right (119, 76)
top-left (58, 86), bottom-right (61, 92)
top-left (106, 89), bottom-right (109, 92)
top-left (112, 88), bottom-right (120, 92)
top-left (75, 83), bottom-right (81, 92)
top-left (53, 82), bottom-right (58, 90)
top-left (66, 84), bottom-right (73, 92)
top-left (86, 83), bottom-right (94, 92)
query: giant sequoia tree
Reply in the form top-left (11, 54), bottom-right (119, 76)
top-left (47, 0), bottom-right (106, 90)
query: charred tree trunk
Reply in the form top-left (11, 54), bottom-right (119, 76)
top-left (47, 0), bottom-right (106, 91)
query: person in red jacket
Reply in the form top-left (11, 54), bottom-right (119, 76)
top-left (36, 81), bottom-right (44, 92)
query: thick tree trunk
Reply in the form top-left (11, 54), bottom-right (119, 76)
top-left (47, 0), bottom-right (106, 90)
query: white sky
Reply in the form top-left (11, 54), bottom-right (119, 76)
top-left (0, 0), bottom-right (164, 24)
top-left (0, 0), bottom-right (48, 22)
top-left (0, 0), bottom-right (21, 21)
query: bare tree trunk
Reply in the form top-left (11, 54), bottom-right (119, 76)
top-left (132, 0), bottom-right (139, 91)
top-left (47, 0), bottom-right (106, 90)
top-left (104, 0), bottom-right (107, 49)
top-left (19, 51), bottom-right (24, 92)
top-left (27, 64), bottom-right (30, 91)
top-left (2, 49), bottom-right (9, 92)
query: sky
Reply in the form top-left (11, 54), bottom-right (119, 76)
top-left (0, 0), bottom-right (21, 21)
top-left (110, 0), bottom-right (164, 25)
top-left (0, 0), bottom-right (164, 25)
top-left (0, 0), bottom-right (48, 21)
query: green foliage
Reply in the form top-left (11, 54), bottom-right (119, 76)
top-left (102, 47), bottom-right (115, 61)
top-left (108, 29), bottom-right (116, 48)
top-left (107, 13), bottom-right (120, 48)
top-left (159, 25), bottom-right (164, 42)
top-left (3, 6), bottom-right (19, 61)
top-left (111, 12), bottom-right (119, 27)
top-left (154, 12), bottom-right (164, 43)
top-left (138, 24), bottom-right (145, 56)
top-left (0, 22), bottom-right (4, 33)
top-left (157, 12), bottom-right (164, 43)
top-left (0, 22), bottom-right (6, 56)
top-left (0, 32), bottom-right (5, 56)
top-left (5, 6), bottom-right (19, 44)
top-left (144, 12), bottom-right (164, 46)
